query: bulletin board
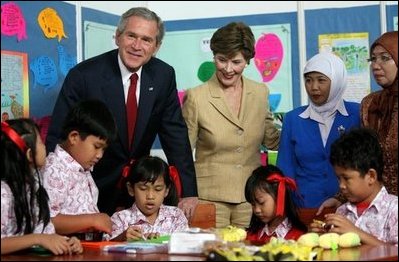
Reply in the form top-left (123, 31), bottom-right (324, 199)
top-left (1, 1), bottom-right (77, 119)
top-left (160, 12), bottom-right (300, 112)
top-left (151, 13), bottom-right (298, 150)
top-left (3, 2), bottom-right (395, 151)
top-left (305, 4), bottom-right (382, 98)
top-left (386, 4), bottom-right (398, 31)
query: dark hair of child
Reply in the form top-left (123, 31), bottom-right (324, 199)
top-left (127, 156), bottom-right (179, 206)
top-left (244, 164), bottom-right (307, 234)
top-left (330, 127), bottom-right (383, 181)
top-left (60, 99), bottom-right (117, 142)
top-left (1, 118), bottom-right (50, 234)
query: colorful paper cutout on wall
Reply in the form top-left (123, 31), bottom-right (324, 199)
top-left (1, 50), bottom-right (30, 120)
top-left (157, 24), bottom-right (292, 113)
top-left (38, 7), bottom-right (67, 42)
top-left (1, 2), bottom-right (28, 42)
top-left (254, 33), bottom-right (283, 83)
top-left (269, 93), bottom-right (282, 112)
top-left (197, 61), bottom-right (215, 82)
top-left (57, 45), bottom-right (76, 77)
top-left (29, 56), bottom-right (58, 91)
top-left (178, 90), bottom-right (185, 106)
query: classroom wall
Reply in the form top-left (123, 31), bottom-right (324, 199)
top-left (64, 0), bottom-right (398, 105)
top-left (3, 1), bottom-right (397, 117)
top-left (1, 1), bottom-right (397, 159)
top-left (70, 1), bottom-right (386, 19)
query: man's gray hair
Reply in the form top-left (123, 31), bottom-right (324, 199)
top-left (117, 7), bottom-right (164, 45)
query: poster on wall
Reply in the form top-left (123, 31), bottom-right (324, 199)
top-left (1, 50), bottom-right (29, 121)
top-left (318, 32), bottom-right (370, 103)
top-left (157, 24), bottom-right (293, 113)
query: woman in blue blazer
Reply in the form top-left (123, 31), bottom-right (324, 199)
top-left (277, 52), bottom-right (360, 208)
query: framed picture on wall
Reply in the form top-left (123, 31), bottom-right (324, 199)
top-left (1, 50), bottom-right (29, 121)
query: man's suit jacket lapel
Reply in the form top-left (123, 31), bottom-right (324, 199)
top-left (131, 66), bottom-right (156, 153)
top-left (100, 52), bottom-right (130, 153)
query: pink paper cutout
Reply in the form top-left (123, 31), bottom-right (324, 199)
top-left (254, 33), bottom-right (283, 83)
top-left (178, 90), bottom-right (185, 107)
top-left (1, 2), bottom-right (28, 42)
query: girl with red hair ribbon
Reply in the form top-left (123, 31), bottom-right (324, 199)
top-left (105, 156), bottom-right (188, 241)
top-left (244, 165), bottom-right (307, 244)
top-left (1, 119), bottom-right (82, 255)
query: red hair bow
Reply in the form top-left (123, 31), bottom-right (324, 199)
top-left (1, 122), bottom-right (27, 153)
top-left (117, 159), bottom-right (135, 189)
top-left (266, 173), bottom-right (297, 217)
top-left (169, 166), bottom-right (182, 199)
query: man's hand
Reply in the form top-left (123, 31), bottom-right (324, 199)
top-left (178, 197), bottom-right (198, 221)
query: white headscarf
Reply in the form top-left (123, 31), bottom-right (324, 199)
top-left (304, 52), bottom-right (347, 115)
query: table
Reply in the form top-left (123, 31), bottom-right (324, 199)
top-left (1, 244), bottom-right (397, 261)
top-left (319, 244), bottom-right (397, 261)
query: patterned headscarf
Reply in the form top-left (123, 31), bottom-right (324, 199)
top-left (304, 52), bottom-right (347, 115)
top-left (368, 31), bottom-right (398, 140)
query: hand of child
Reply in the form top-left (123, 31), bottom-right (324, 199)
top-left (93, 213), bottom-right (112, 234)
top-left (143, 231), bottom-right (160, 240)
top-left (316, 198), bottom-right (341, 216)
top-left (309, 219), bottom-right (333, 234)
top-left (125, 225), bottom-right (144, 241)
top-left (324, 213), bottom-right (357, 234)
top-left (38, 234), bottom-right (73, 255)
top-left (125, 225), bottom-right (160, 241)
top-left (68, 236), bottom-right (83, 254)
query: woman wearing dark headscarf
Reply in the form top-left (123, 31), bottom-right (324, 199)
top-left (317, 31), bottom-right (398, 215)
top-left (361, 31), bottom-right (398, 195)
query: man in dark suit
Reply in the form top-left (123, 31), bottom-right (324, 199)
top-left (46, 7), bottom-right (198, 219)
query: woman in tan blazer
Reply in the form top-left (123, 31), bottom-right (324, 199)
top-left (182, 22), bottom-right (280, 228)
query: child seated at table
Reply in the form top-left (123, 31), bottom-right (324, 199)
top-left (42, 100), bottom-right (117, 238)
top-left (310, 128), bottom-right (398, 246)
top-left (105, 156), bottom-right (188, 241)
top-left (1, 119), bottom-right (82, 255)
top-left (244, 165), bottom-right (307, 244)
